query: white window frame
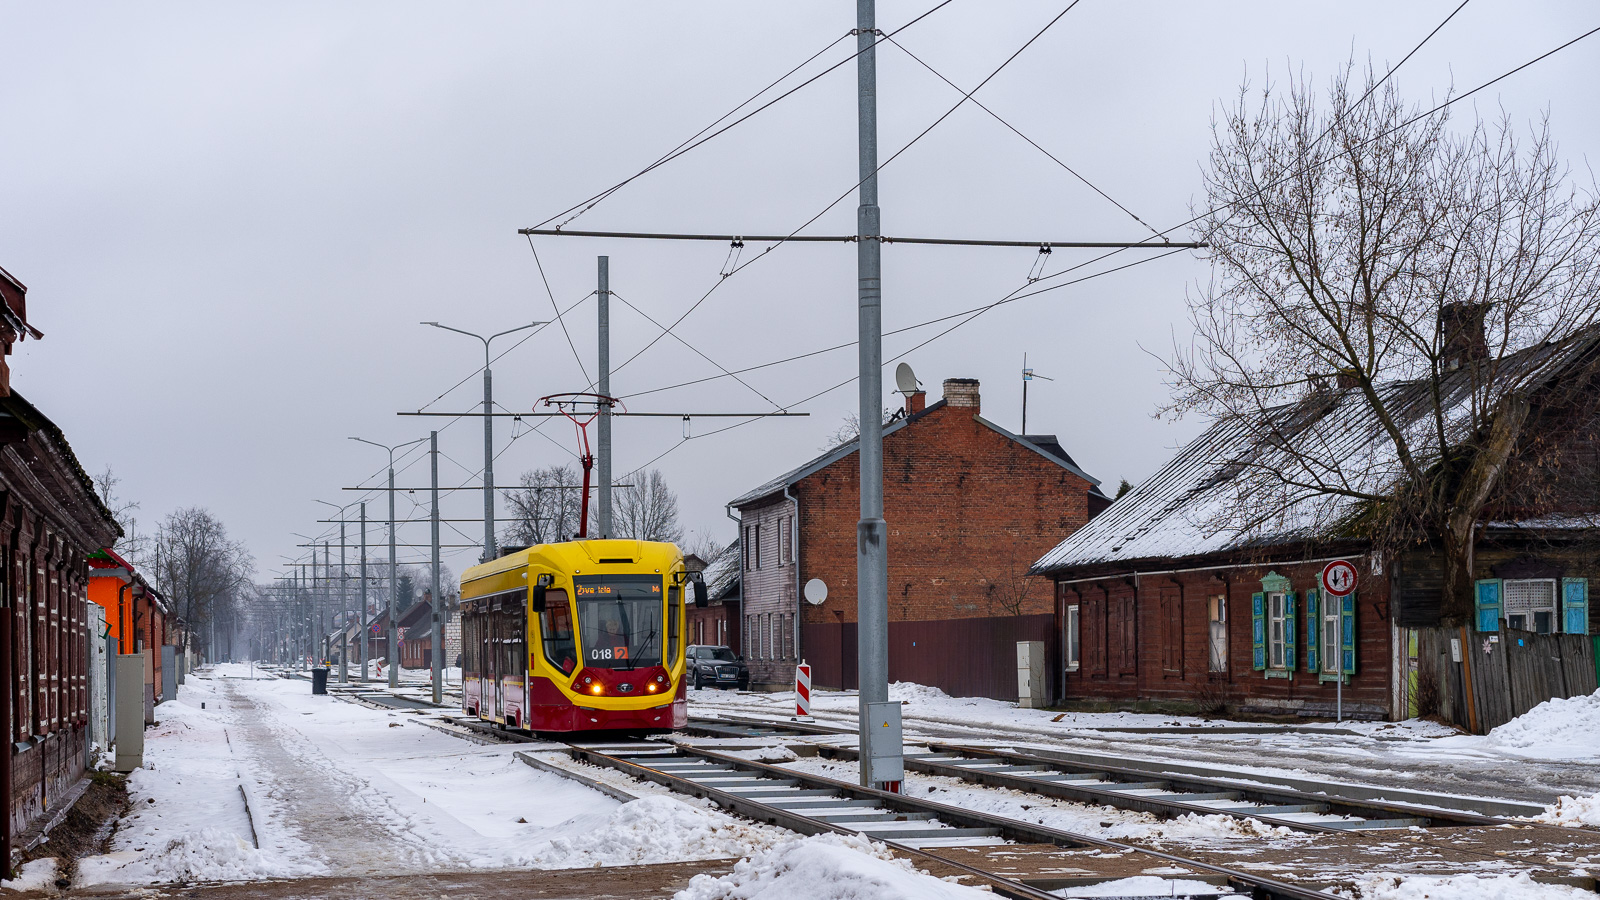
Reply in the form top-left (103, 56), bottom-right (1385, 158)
top-left (1321, 599), bottom-right (1342, 676)
top-left (1268, 591), bottom-right (1287, 670)
top-left (1504, 578), bottom-right (1558, 634)
top-left (1065, 605), bottom-right (1080, 671)
top-left (1207, 594), bottom-right (1228, 673)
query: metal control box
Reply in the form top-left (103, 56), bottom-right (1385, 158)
top-left (865, 700), bottom-right (903, 784)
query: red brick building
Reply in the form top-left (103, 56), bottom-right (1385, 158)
top-left (729, 378), bottom-right (1108, 698)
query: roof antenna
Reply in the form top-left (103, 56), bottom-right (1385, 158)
top-left (1022, 353), bottom-right (1053, 435)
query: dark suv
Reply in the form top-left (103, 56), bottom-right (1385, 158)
top-left (687, 644), bottom-right (749, 690)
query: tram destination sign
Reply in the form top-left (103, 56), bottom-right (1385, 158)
top-left (1321, 559), bottom-right (1358, 597)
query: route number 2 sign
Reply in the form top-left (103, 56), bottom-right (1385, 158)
top-left (1321, 560), bottom-right (1358, 597)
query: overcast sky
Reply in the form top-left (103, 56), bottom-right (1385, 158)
top-left (3, 1), bottom-right (1596, 581)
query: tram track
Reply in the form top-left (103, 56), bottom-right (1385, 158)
top-left (324, 686), bottom-right (1600, 895)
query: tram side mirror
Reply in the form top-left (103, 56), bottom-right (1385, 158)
top-left (531, 583), bottom-right (548, 613)
top-left (692, 580), bottom-right (708, 608)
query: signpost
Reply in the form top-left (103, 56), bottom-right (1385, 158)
top-left (1321, 560), bottom-right (1358, 722)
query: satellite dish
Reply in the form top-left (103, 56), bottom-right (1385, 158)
top-left (894, 362), bottom-right (920, 396)
top-left (804, 578), bottom-right (828, 605)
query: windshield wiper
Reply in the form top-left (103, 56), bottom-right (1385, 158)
top-left (624, 628), bottom-right (658, 671)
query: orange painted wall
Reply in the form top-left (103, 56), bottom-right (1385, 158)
top-left (88, 576), bottom-right (126, 650)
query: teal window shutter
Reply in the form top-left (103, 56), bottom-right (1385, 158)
top-left (1251, 592), bottom-right (1266, 671)
top-left (1304, 588), bottom-right (1320, 674)
top-left (1563, 578), bottom-right (1589, 635)
top-left (1474, 579), bottom-right (1502, 633)
top-left (1283, 591), bottom-right (1297, 672)
top-left (1340, 592), bottom-right (1357, 675)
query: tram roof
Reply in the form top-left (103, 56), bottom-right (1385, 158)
top-left (460, 538), bottom-right (685, 590)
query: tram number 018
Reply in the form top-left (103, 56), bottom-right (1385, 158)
top-left (589, 646), bottom-right (630, 661)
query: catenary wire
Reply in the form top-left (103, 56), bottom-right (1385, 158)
top-left (609, 290), bottom-right (783, 410)
top-left (605, 1), bottom-right (1086, 382)
top-left (533, 0), bottom-right (958, 231)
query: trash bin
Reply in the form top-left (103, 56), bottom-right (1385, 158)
top-left (311, 667), bottom-right (329, 695)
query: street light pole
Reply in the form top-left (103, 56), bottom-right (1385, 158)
top-left (351, 435), bottom-right (426, 688)
top-left (430, 431), bottom-right (443, 705)
top-left (421, 320), bottom-right (545, 562)
top-left (313, 499), bottom-right (356, 684)
top-left (359, 502), bottom-right (368, 682)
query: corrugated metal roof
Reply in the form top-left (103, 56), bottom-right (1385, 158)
top-left (1032, 330), bottom-right (1600, 574)
top-left (703, 538), bottom-right (740, 601)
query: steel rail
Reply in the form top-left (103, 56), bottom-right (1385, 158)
top-left (571, 742), bottom-right (1341, 900)
top-left (685, 712), bottom-right (1525, 825)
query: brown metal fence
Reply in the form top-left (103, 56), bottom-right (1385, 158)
top-left (802, 614), bottom-right (1055, 702)
top-left (1417, 626), bottom-right (1597, 733)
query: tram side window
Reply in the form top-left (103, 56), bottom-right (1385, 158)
top-left (540, 590), bottom-right (576, 675)
top-left (463, 613), bottom-right (480, 675)
top-left (667, 586), bottom-right (681, 664)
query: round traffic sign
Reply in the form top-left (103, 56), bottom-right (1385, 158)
top-left (1321, 560), bottom-right (1358, 597)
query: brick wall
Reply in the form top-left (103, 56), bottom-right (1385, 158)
top-left (737, 379), bottom-right (1101, 690)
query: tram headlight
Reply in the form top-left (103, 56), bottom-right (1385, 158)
top-left (590, 684), bottom-right (603, 695)
top-left (646, 682), bottom-right (658, 692)
top-left (655, 675), bottom-right (665, 683)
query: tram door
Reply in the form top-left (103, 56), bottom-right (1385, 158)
top-left (490, 607), bottom-right (505, 720)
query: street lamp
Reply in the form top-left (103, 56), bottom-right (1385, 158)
top-left (313, 499), bottom-right (358, 683)
top-left (350, 435), bottom-right (427, 688)
top-left (421, 320), bottom-right (546, 562)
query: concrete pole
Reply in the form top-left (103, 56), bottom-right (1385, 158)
top-left (359, 502), bottom-right (369, 683)
top-left (388, 460), bottom-right (399, 688)
top-left (597, 256), bottom-right (612, 538)
top-left (338, 518), bottom-right (348, 683)
top-left (431, 431), bottom-right (443, 704)
top-left (854, 0), bottom-right (894, 788)
top-left (322, 542), bottom-right (331, 665)
top-left (482, 348), bottom-right (497, 562)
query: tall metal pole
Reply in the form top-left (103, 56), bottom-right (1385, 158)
top-left (359, 502), bottom-right (369, 683)
top-left (388, 458), bottom-right (400, 688)
top-left (430, 431), bottom-right (443, 704)
top-left (482, 346), bottom-right (497, 561)
top-left (597, 256), bottom-right (612, 538)
top-left (854, 0), bottom-right (895, 789)
top-left (322, 541), bottom-right (330, 665)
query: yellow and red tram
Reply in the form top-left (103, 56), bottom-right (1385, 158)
top-left (459, 538), bottom-right (701, 733)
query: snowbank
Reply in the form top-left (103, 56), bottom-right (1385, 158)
top-left (1479, 689), bottom-right (1600, 760)
top-left (1, 858), bottom-right (57, 892)
top-left (1535, 793), bottom-right (1600, 828)
top-left (1345, 872), bottom-right (1596, 899)
top-left (673, 833), bottom-right (990, 900)
top-left (529, 795), bottom-right (785, 869)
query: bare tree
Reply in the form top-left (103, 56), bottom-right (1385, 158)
top-left (679, 529), bottom-right (728, 562)
top-left (613, 468), bottom-right (682, 543)
top-left (502, 464), bottom-right (587, 546)
top-left (1169, 62), bottom-right (1600, 623)
top-left (93, 465), bottom-right (148, 566)
top-left (148, 507), bottom-right (254, 658)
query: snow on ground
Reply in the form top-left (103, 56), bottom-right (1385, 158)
top-left (1453, 689), bottom-right (1600, 761)
top-left (1341, 872), bottom-right (1597, 899)
top-left (0, 859), bottom-right (58, 892)
top-left (775, 754), bottom-right (1301, 847)
top-left (1536, 793), bottom-right (1600, 828)
top-left (673, 833), bottom-right (990, 900)
top-left (1053, 876), bottom-right (1232, 897)
top-left (78, 663), bottom-right (787, 885)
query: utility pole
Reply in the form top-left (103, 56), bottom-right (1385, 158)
top-left (359, 502), bottom-right (369, 683)
top-left (422, 320), bottom-right (545, 562)
top-left (338, 518), bottom-right (347, 683)
top-left (597, 256), bottom-right (613, 539)
top-left (322, 541), bottom-right (331, 665)
top-left (430, 430), bottom-right (443, 705)
top-left (350, 436), bottom-right (425, 688)
top-left (854, 0), bottom-right (896, 791)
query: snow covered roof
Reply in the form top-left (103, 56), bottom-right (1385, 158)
top-left (702, 538), bottom-right (740, 602)
top-left (1033, 330), bottom-right (1600, 575)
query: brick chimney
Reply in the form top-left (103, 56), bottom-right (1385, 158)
top-left (905, 390), bottom-right (926, 415)
top-left (1439, 302), bottom-right (1490, 371)
top-left (943, 378), bottom-right (980, 410)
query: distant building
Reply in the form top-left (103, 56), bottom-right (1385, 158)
top-left (687, 540), bottom-right (739, 651)
top-left (729, 377), bottom-right (1108, 698)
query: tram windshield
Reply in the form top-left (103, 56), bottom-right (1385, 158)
top-left (574, 575), bottom-right (664, 669)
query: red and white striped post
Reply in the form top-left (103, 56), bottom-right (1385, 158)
top-left (794, 660), bottom-right (812, 721)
